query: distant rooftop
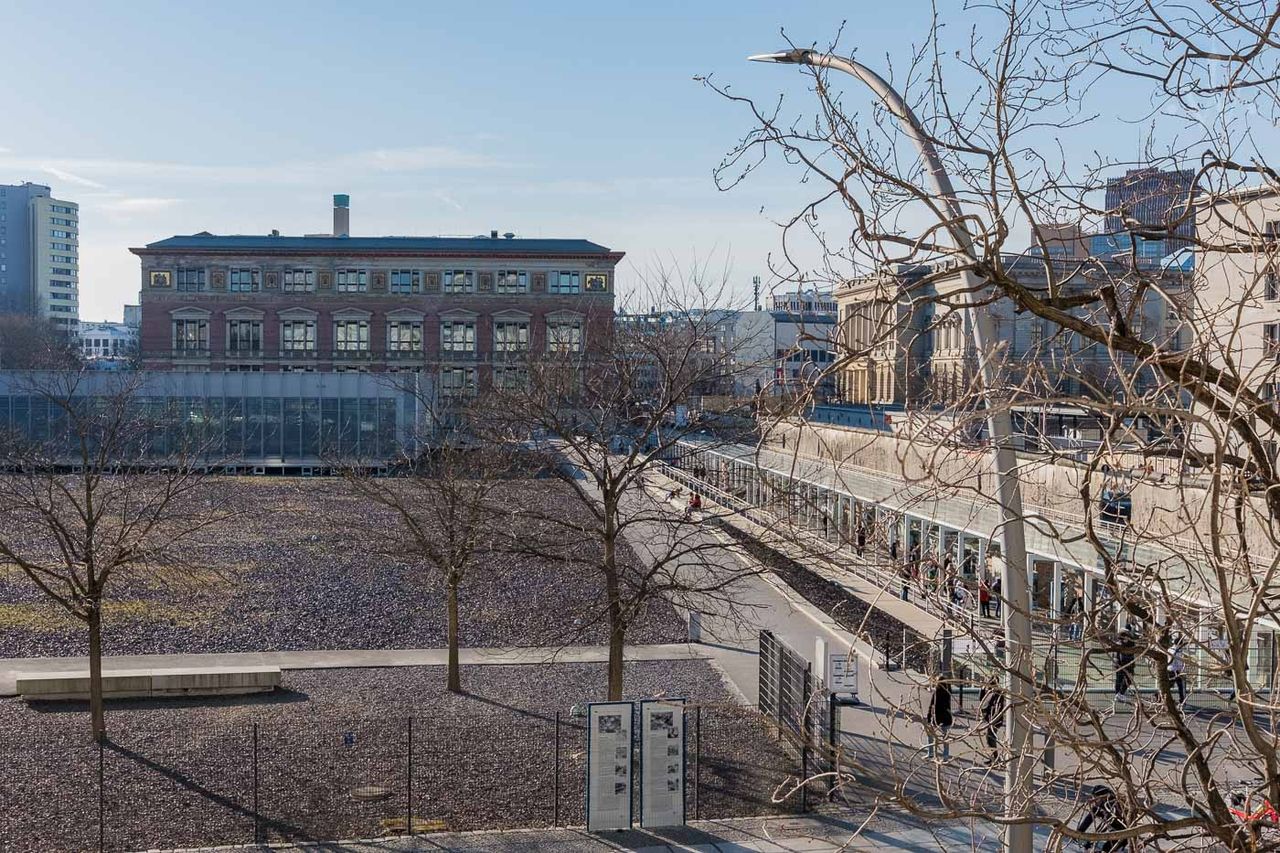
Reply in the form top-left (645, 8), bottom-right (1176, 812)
top-left (137, 233), bottom-right (618, 256)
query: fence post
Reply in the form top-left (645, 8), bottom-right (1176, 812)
top-left (553, 711), bottom-right (560, 827)
top-left (98, 737), bottom-right (105, 853)
top-left (252, 722), bottom-right (259, 844)
top-left (694, 705), bottom-right (701, 821)
top-left (406, 717), bottom-right (414, 836)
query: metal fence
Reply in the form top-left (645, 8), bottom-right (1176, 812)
top-left (758, 630), bottom-right (832, 807)
top-left (2, 704), bottom-right (801, 853)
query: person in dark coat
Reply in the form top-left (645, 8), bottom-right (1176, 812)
top-left (925, 681), bottom-right (954, 759)
top-left (1077, 785), bottom-right (1126, 851)
top-left (978, 675), bottom-right (1004, 765)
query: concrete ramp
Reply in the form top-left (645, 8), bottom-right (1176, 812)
top-left (15, 666), bottom-right (281, 701)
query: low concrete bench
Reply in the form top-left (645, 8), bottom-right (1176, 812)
top-left (15, 666), bottom-right (281, 701)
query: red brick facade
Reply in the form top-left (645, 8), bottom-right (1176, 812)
top-left (131, 243), bottom-right (620, 375)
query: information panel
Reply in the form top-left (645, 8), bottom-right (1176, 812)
top-left (586, 702), bottom-right (634, 831)
top-left (640, 699), bottom-right (686, 828)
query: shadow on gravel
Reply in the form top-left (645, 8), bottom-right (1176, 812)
top-left (104, 738), bottom-right (313, 842)
top-left (26, 687), bottom-right (311, 714)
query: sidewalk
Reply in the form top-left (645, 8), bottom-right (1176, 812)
top-left (0, 643), bottom-right (713, 697)
top-left (164, 810), bottom-right (1038, 851)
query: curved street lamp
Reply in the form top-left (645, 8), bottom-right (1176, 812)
top-left (749, 48), bottom-right (1035, 852)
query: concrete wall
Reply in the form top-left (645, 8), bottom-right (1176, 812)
top-left (771, 418), bottom-right (1267, 564)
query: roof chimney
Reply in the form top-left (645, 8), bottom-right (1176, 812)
top-left (333, 194), bottom-right (350, 237)
top-left (490, 229), bottom-right (499, 239)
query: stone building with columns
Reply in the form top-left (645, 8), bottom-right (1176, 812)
top-left (833, 256), bottom-right (1186, 407)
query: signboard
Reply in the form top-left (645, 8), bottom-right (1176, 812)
top-left (586, 702), bottom-right (633, 831)
top-left (640, 699), bottom-right (686, 828)
top-left (828, 653), bottom-right (859, 696)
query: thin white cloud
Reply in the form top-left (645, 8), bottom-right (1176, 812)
top-left (95, 196), bottom-right (180, 213)
top-left (0, 145), bottom-right (506, 191)
top-left (41, 165), bottom-right (107, 190)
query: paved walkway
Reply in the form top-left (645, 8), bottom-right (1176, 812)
top-left (164, 810), bottom-right (1044, 851)
top-left (0, 643), bottom-right (714, 697)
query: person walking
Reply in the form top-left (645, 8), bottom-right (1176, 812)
top-left (979, 577), bottom-right (992, 619)
top-left (1167, 635), bottom-right (1187, 706)
top-left (1066, 591), bottom-right (1084, 642)
top-left (991, 575), bottom-right (1003, 619)
top-left (924, 680), bottom-right (954, 760)
top-left (978, 675), bottom-right (1004, 765)
top-left (855, 525), bottom-right (866, 556)
top-left (1113, 626), bottom-right (1137, 710)
top-left (1076, 785), bottom-right (1127, 851)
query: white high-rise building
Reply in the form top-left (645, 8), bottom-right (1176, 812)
top-left (0, 182), bottom-right (79, 331)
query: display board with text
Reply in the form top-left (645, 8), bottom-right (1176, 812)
top-left (640, 699), bottom-right (686, 827)
top-left (586, 702), bottom-right (634, 831)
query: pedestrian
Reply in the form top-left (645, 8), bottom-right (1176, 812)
top-left (978, 675), bottom-right (1004, 765)
top-left (855, 525), bottom-right (866, 556)
top-left (952, 578), bottom-right (970, 613)
top-left (991, 576), bottom-right (1003, 618)
top-left (979, 578), bottom-right (992, 619)
top-left (1066, 592), bottom-right (1084, 642)
top-left (1167, 635), bottom-right (1187, 706)
top-left (924, 680), bottom-right (954, 760)
top-left (1076, 784), bottom-right (1126, 851)
top-left (1113, 627), bottom-right (1137, 709)
top-left (889, 538), bottom-right (899, 563)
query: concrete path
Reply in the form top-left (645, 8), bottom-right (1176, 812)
top-left (160, 810), bottom-right (1047, 851)
top-left (0, 643), bottom-right (713, 697)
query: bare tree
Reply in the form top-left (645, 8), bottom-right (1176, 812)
top-left (694, 1), bottom-right (1280, 849)
top-left (0, 314), bottom-right (81, 370)
top-left (0, 371), bottom-right (232, 741)
top-left (472, 268), bottom-right (772, 700)
top-left (336, 398), bottom-right (515, 694)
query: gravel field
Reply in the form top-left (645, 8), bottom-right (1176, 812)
top-left (0, 661), bottom-right (797, 853)
top-left (0, 478), bottom-right (686, 658)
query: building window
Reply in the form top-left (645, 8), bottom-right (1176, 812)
top-left (50, 229), bottom-right (75, 239)
top-left (440, 320), bottom-right (476, 353)
top-left (334, 319), bottom-right (370, 351)
top-left (551, 271), bottom-right (581, 294)
top-left (337, 269), bottom-right (368, 293)
top-left (281, 320), bottom-right (316, 352)
top-left (229, 268), bottom-right (260, 293)
top-left (1266, 323), bottom-right (1280, 360)
top-left (390, 269), bottom-right (422, 294)
top-left (227, 319), bottom-right (263, 354)
top-left (441, 367), bottom-right (477, 396)
top-left (175, 269), bottom-right (206, 292)
top-left (443, 270), bottom-right (474, 294)
top-left (493, 365), bottom-right (528, 390)
top-left (387, 320), bottom-right (423, 352)
top-left (1267, 270), bottom-right (1280, 302)
top-left (494, 320), bottom-right (529, 352)
top-left (495, 270), bottom-right (528, 294)
top-left (547, 320), bottom-right (583, 353)
top-left (283, 269), bottom-right (315, 292)
top-left (173, 319), bottom-right (209, 353)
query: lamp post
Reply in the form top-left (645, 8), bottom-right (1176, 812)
top-left (749, 48), bottom-right (1035, 851)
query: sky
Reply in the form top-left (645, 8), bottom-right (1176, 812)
top-left (0, 1), bottom-right (1182, 322)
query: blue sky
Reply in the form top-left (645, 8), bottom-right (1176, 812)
top-left (0, 1), bottom-right (1180, 320)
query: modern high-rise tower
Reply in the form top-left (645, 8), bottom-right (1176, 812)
top-left (0, 182), bottom-right (80, 331)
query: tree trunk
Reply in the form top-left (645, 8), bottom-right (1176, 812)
top-left (607, 601), bottom-right (625, 701)
top-left (446, 573), bottom-right (461, 693)
top-left (88, 607), bottom-right (106, 742)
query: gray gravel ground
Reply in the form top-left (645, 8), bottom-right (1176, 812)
top-left (0, 478), bottom-right (687, 658)
top-left (0, 661), bottom-right (799, 853)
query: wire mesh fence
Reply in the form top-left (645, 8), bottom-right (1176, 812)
top-left (1, 704), bottom-right (801, 852)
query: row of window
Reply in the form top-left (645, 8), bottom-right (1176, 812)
top-left (50, 206), bottom-right (76, 216)
top-left (166, 267), bottom-right (600, 294)
top-left (50, 229), bottom-right (75, 239)
top-left (172, 318), bottom-right (584, 355)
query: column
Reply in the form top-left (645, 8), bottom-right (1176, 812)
top-left (1050, 562), bottom-right (1063, 622)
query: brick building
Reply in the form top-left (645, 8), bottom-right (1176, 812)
top-left (132, 197), bottom-right (622, 396)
